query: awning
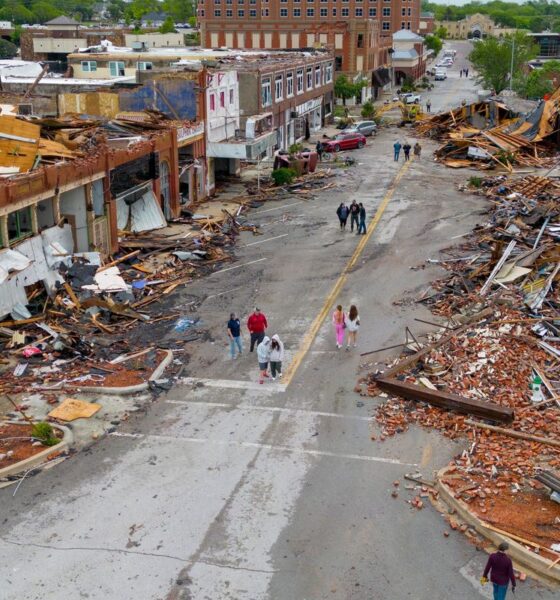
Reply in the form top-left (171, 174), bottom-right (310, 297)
top-left (373, 68), bottom-right (391, 87)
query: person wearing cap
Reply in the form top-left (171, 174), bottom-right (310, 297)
top-left (481, 541), bottom-right (516, 599)
top-left (247, 307), bottom-right (268, 352)
top-left (227, 312), bottom-right (242, 359)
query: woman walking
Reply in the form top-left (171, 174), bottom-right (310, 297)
top-left (346, 304), bottom-right (360, 349)
top-left (332, 305), bottom-right (346, 349)
top-left (257, 336), bottom-right (271, 384)
top-left (336, 203), bottom-right (349, 230)
top-left (269, 334), bottom-right (284, 380)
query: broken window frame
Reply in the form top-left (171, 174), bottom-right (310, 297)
top-left (7, 206), bottom-right (34, 245)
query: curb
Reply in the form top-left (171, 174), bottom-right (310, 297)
top-left (0, 422), bottom-right (72, 479)
top-left (74, 350), bottom-right (174, 395)
top-left (436, 467), bottom-right (560, 585)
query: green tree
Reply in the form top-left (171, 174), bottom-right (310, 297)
top-left (0, 4), bottom-right (35, 24)
top-left (0, 37), bottom-right (17, 58)
top-left (159, 15), bottom-right (176, 33)
top-left (435, 26), bottom-right (448, 40)
top-left (127, 0), bottom-right (159, 22)
top-left (163, 0), bottom-right (194, 23)
top-left (31, 2), bottom-right (62, 23)
top-left (188, 15), bottom-right (196, 27)
top-left (469, 31), bottom-right (539, 93)
top-left (361, 100), bottom-right (376, 119)
top-left (518, 59), bottom-right (560, 98)
top-left (424, 34), bottom-right (443, 55)
top-left (107, 0), bottom-right (127, 21)
top-left (335, 75), bottom-right (357, 105)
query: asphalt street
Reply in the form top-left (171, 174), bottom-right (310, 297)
top-left (1, 41), bottom-right (557, 600)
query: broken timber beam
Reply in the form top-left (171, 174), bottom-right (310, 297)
top-left (380, 307), bottom-right (494, 379)
top-left (376, 377), bottom-right (514, 423)
top-left (465, 419), bottom-right (560, 448)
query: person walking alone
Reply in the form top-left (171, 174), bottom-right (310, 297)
top-left (345, 305), bottom-right (360, 349)
top-left (332, 305), bottom-right (346, 349)
top-left (247, 307), bottom-right (268, 352)
top-left (227, 312), bottom-right (242, 359)
top-left (256, 336), bottom-right (271, 384)
top-left (336, 202), bottom-right (349, 230)
top-left (357, 203), bottom-right (366, 235)
top-left (393, 140), bottom-right (402, 161)
top-left (269, 334), bottom-right (284, 380)
top-left (426, 100), bottom-right (431, 113)
top-left (481, 542), bottom-right (516, 600)
top-left (460, 68), bottom-right (463, 78)
top-left (414, 142), bottom-right (422, 158)
top-left (349, 200), bottom-right (360, 233)
top-left (316, 140), bottom-right (324, 162)
top-left (403, 142), bottom-right (411, 161)
top-left (465, 67), bottom-right (469, 77)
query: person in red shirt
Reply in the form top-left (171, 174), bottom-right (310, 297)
top-left (482, 542), bottom-right (516, 600)
top-left (247, 307), bottom-right (268, 352)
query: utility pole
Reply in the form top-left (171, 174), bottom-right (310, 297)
top-left (509, 36), bottom-right (515, 91)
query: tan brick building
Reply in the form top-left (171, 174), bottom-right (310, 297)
top-left (199, 0), bottom-right (421, 92)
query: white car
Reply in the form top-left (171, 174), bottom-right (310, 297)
top-left (400, 92), bottom-right (422, 104)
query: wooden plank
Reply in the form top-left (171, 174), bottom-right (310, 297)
top-left (376, 377), bottom-right (514, 422)
top-left (96, 250), bottom-right (141, 272)
top-left (465, 419), bottom-right (560, 448)
top-left (63, 282), bottom-right (81, 309)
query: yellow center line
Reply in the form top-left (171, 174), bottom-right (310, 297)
top-left (283, 158), bottom-right (413, 386)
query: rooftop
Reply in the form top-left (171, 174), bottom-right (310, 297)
top-left (393, 30), bottom-right (424, 42)
top-left (45, 16), bottom-right (81, 26)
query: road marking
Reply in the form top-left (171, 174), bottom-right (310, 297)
top-left (204, 286), bottom-right (246, 301)
top-left (109, 431), bottom-right (415, 465)
top-left (282, 159), bottom-right (413, 385)
top-left (211, 257), bottom-right (267, 276)
top-left (253, 201), bottom-right (303, 215)
top-left (244, 233), bottom-right (289, 247)
top-left (165, 399), bottom-right (373, 422)
top-left (178, 376), bottom-right (287, 393)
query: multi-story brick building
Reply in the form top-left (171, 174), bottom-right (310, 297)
top-left (199, 0), bottom-right (421, 91)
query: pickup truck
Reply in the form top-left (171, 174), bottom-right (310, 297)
top-left (400, 92), bottom-right (422, 104)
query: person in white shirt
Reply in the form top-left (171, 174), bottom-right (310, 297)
top-left (269, 334), bottom-right (284, 380)
top-left (346, 305), bottom-right (360, 349)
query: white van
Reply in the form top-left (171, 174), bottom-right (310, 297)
top-left (435, 67), bottom-right (447, 81)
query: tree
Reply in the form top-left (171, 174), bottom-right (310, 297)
top-left (424, 34), bottom-right (443, 55)
top-left (0, 38), bottom-right (17, 58)
top-left (519, 59), bottom-right (560, 98)
top-left (435, 26), bottom-right (448, 40)
top-left (107, 0), bottom-right (127, 21)
top-left (361, 100), bottom-right (378, 120)
top-left (163, 0), bottom-right (194, 23)
top-left (469, 32), bottom-right (539, 93)
top-left (0, 4), bottom-right (35, 24)
top-left (31, 2), bottom-right (63, 23)
top-left (335, 75), bottom-right (356, 105)
top-left (159, 15), bottom-right (176, 33)
top-left (127, 0), bottom-right (159, 22)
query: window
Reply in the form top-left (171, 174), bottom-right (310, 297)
top-left (307, 7), bottom-right (314, 15)
top-left (325, 62), bottom-right (333, 82)
top-left (382, 21), bottom-right (390, 30)
top-left (226, 9), bottom-right (232, 15)
top-left (238, 0), bottom-right (244, 3)
top-left (214, 9), bottom-right (221, 15)
top-left (287, 72), bottom-right (294, 96)
top-left (357, 33), bottom-right (364, 48)
top-left (407, 21), bottom-right (411, 29)
top-left (355, 8), bottom-right (362, 16)
top-left (314, 65), bottom-right (321, 86)
top-left (7, 207), bottom-right (33, 243)
top-left (238, 9), bottom-right (244, 16)
top-left (320, 7), bottom-right (327, 15)
top-left (408, 7), bottom-right (411, 15)
top-left (262, 8), bottom-right (269, 15)
top-left (369, 7), bottom-right (376, 16)
top-left (332, 8), bottom-right (336, 14)
top-left (215, 0), bottom-right (221, 3)
top-left (280, 0), bottom-right (287, 2)
top-left (294, 8), bottom-right (301, 15)
top-left (109, 61), bottom-right (125, 77)
top-left (341, 7), bottom-right (348, 15)
top-left (294, 0), bottom-right (300, 3)
top-left (220, 91), bottom-right (225, 107)
top-left (250, 0), bottom-right (256, 3)
top-left (296, 68), bottom-right (304, 93)
top-left (306, 66), bottom-right (313, 88)
top-left (321, 0), bottom-right (328, 2)
top-left (280, 7), bottom-right (288, 16)
top-left (137, 61), bottom-right (152, 70)
top-left (81, 60), bottom-right (97, 72)
top-left (401, 7), bottom-right (406, 15)
top-left (209, 93), bottom-right (216, 111)
top-left (229, 88), bottom-right (234, 104)
top-left (401, 21), bottom-right (405, 29)
top-left (198, 8), bottom-right (204, 15)
top-left (261, 77), bottom-right (272, 106)
top-left (274, 74), bottom-right (283, 100)
top-left (250, 8), bottom-right (257, 15)
top-left (382, 7), bottom-right (390, 15)
top-left (226, 0), bottom-right (232, 4)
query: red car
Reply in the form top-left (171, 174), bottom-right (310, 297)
top-left (323, 132), bottom-right (367, 152)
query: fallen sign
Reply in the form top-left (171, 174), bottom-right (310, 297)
top-left (376, 377), bottom-right (514, 423)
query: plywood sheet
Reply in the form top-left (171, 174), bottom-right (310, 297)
top-left (48, 398), bottom-right (101, 421)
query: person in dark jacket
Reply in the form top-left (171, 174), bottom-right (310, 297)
top-left (349, 200), bottom-right (360, 232)
top-left (393, 140), bottom-right (402, 161)
top-left (357, 203), bottom-right (366, 235)
top-left (482, 542), bottom-right (516, 600)
top-left (227, 312), bottom-right (242, 359)
top-left (316, 140), bottom-right (324, 161)
top-left (336, 203), bottom-right (349, 230)
top-left (403, 142), bottom-right (412, 161)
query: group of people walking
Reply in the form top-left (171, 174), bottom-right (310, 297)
top-left (336, 200), bottom-right (366, 233)
top-left (393, 141), bottom-right (421, 162)
top-left (332, 304), bottom-right (360, 350)
top-left (459, 68), bottom-right (469, 78)
top-left (227, 308), bottom-right (284, 384)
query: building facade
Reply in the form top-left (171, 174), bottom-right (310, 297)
top-left (198, 0), bottom-right (421, 88)
top-left (436, 13), bottom-right (516, 40)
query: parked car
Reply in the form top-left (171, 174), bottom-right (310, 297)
top-left (344, 120), bottom-right (377, 137)
top-left (323, 132), bottom-right (367, 152)
top-left (400, 92), bottom-right (422, 104)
